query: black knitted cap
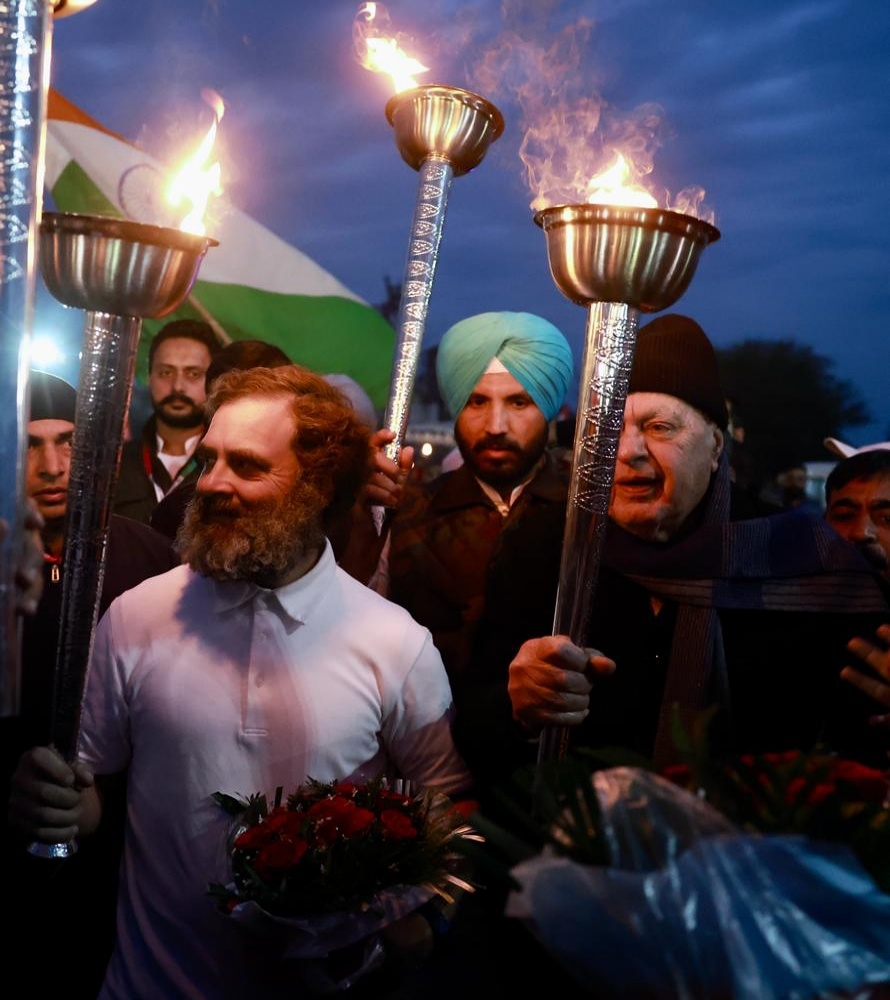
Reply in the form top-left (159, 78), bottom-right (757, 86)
top-left (628, 314), bottom-right (728, 429)
top-left (29, 370), bottom-right (77, 423)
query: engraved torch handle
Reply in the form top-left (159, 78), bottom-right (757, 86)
top-left (372, 155), bottom-right (454, 535)
top-left (538, 302), bottom-right (640, 763)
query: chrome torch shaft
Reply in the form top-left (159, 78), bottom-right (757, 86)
top-left (532, 204), bottom-right (719, 768)
top-left (538, 302), bottom-right (639, 763)
top-left (50, 310), bottom-right (142, 761)
top-left (373, 85), bottom-right (503, 535)
top-left (0, 0), bottom-right (55, 717)
top-left (372, 155), bottom-right (454, 534)
top-left (383, 155), bottom-right (454, 458)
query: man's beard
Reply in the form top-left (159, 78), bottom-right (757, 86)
top-left (176, 480), bottom-right (326, 585)
top-left (456, 426), bottom-right (549, 491)
top-left (154, 394), bottom-right (205, 430)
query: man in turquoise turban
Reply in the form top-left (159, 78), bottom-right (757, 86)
top-left (435, 310), bottom-right (574, 424)
top-left (380, 310), bottom-right (580, 993)
top-left (384, 310), bottom-right (574, 794)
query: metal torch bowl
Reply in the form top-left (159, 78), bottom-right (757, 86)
top-left (534, 204), bottom-right (720, 312)
top-left (385, 84), bottom-right (504, 176)
top-left (40, 213), bottom-right (218, 318)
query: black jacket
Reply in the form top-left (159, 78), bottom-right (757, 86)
top-left (2, 515), bottom-right (179, 999)
top-left (113, 415), bottom-right (202, 525)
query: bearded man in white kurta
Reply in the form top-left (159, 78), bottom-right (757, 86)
top-left (10, 365), bottom-right (472, 1000)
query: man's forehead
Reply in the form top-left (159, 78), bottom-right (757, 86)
top-left (28, 417), bottom-right (74, 438)
top-left (832, 475), bottom-right (890, 501)
top-left (625, 392), bottom-right (696, 421)
top-left (153, 338), bottom-right (212, 365)
top-left (206, 394), bottom-right (295, 437)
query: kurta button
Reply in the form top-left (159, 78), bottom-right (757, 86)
top-left (255, 674), bottom-right (264, 687)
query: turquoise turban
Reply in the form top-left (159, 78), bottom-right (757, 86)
top-left (436, 311), bottom-right (573, 421)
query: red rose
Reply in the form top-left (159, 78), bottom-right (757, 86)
top-left (830, 759), bottom-right (890, 802)
top-left (379, 788), bottom-right (412, 807)
top-left (786, 776), bottom-right (833, 808)
top-left (234, 824), bottom-right (277, 851)
top-left (254, 837), bottom-right (309, 878)
top-left (380, 808), bottom-right (418, 840)
top-left (762, 751), bottom-right (802, 767)
top-left (341, 806), bottom-right (376, 837)
top-left (661, 764), bottom-right (692, 786)
top-left (309, 796), bottom-right (374, 844)
top-left (450, 798), bottom-right (479, 820)
top-left (264, 808), bottom-right (306, 837)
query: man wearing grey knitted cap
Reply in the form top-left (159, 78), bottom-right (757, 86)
top-left (4, 370), bottom-right (180, 1000)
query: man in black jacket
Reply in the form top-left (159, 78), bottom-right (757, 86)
top-left (113, 319), bottom-right (221, 524)
top-left (3, 369), bottom-right (180, 999)
top-left (382, 311), bottom-right (575, 802)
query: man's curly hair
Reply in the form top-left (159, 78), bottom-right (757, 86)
top-left (205, 364), bottom-right (373, 531)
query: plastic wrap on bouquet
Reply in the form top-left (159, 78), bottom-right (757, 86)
top-left (229, 883), bottom-right (433, 959)
top-left (506, 768), bottom-right (890, 1000)
top-left (228, 883), bottom-right (434, 994)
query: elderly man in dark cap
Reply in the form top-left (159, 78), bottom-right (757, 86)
top-left (506, 314), bottom-right (890, 771)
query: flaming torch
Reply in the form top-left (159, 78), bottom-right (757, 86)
top-left (536, 156), bottom-right (719, 762)
top-left (0, 0), bottom-right (101, 719)
top-left (30, 109), bottom-right (221, 857)
top-left (355, 3), bottom-right (504, 531)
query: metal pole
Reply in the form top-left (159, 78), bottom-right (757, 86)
top-left (372, 155), bottom-right (453, 533)
top-left (0, 0), bottom-right (54, 717)
top-left (538, 301), bottom-right (639, 762)
top-left (371, 85), bottom-right (503, 534)
top-left (50, 309), bottom-right (142, 763)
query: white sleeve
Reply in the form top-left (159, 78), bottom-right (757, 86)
top-left (382, 631), bottom-right (473, 798)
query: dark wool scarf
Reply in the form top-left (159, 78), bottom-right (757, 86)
top-left (601, 452), bottom-right (889, 765)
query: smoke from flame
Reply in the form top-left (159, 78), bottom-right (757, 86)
top-left (468, 7), bottom-right (714, 223)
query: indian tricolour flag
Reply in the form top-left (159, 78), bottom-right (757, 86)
top-left (44, 89), bottom-right (395, 408)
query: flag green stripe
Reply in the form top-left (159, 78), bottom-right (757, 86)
top-left (51, 160), bottom-right (122, 217)
top-left (143, 282), bottom-right (396, 408)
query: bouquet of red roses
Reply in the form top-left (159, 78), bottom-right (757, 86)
top-left (210, 776), bottom-right (475, 918)
top-left (209, 775), bottom-right (477, 991)
top-left (661, 747), bottom-right (890, 892)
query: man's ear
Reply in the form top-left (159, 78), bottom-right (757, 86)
top-left (711, 427), bottom-right (725, 471)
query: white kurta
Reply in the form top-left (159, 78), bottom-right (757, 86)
top-left (77, 541), bottom-right (471, 1000)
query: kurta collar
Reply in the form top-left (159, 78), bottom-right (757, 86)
top-left (209, 539), bottom-right (337, 627)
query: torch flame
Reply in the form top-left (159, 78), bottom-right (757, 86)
top-left (167, 88), bottom-right (225, 236)
top-left (586, 153), bottom-right (658, 209)
top-left (354, 2), bottom-right (429, 94)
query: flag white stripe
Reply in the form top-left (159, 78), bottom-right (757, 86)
top-left (45, 119), bottom-right (365, 303)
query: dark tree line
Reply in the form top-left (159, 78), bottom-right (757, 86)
top-left (717, 339), bottom-right (870, 481)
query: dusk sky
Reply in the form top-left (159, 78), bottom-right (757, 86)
top-left (37, 0), bottom-right (890, 448)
